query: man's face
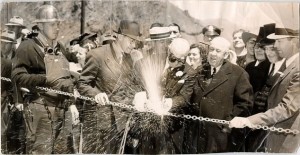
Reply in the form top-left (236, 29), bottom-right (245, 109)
top-left (253, 44), bottom-right (266, 61)
top-left (169, 26), bottom-right (181, 38)
top-left (233, 32), bottom-right (245, 48)
top-left (246, 38), bottom-right (256, 55)
top-left (39, 22), bottom-right (60, 40)
top-left (208, 42), bottom-right (227, 68)
top-left (7, 26), bottom-right (22, 37)
top-left (168, 52), bottom-right (185, 68)
top-left (264, 44), bottom-right (282, 63)
top-left (119, 35), bottom-right (136, 54)
top-left (274, 38), bottom-right (293, 59)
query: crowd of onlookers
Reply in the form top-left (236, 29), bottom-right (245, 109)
top-left (1, 4), bottom-right (299, 154)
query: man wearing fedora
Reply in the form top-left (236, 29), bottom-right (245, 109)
top-left (77, 20), bottom-right (144, 154)
top-left (12, 5), bottom-right (78, 154)
top-left (5, 16), bottom-right (27, 50)
top-left (230, 26), bottom-right (300, 153)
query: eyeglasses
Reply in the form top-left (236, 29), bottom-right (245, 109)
top-left (168, 54), bottom-right (185, 63)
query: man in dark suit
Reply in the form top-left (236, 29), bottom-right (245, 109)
top-left (230, 27), bottom-right (300, 153)
top-left (77, 20), bottom-right (143, 153)
top-left (12, 5), bottom-right (78, 154)
top-left (183, 37), bottom-right (253, 153)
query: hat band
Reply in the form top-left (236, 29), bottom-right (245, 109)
top-left (1, 36), bottom-right (15, 42)
top-left (275, 28), bottom-right (299, 36)
top-left (150, 32), bottom-right (171, 39)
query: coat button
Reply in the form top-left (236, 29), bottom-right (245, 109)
top-left (202, 97), bottom-right (207, 99)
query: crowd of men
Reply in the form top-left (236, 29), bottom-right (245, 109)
top-left (1, 4), bottom-right (299, 154)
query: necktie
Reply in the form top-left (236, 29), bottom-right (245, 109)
top-left (212, 67), bottom-right (216, 77)
top-left (269, 63), bottom-right (275, 76)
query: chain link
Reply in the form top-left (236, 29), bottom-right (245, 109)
top-left (1, 77), bottom-right (298, 135)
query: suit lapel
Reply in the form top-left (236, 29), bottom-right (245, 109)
top-left (271, 56), bottom-right (298, 91)
top-left (202, 62), bottom-right (230, 96)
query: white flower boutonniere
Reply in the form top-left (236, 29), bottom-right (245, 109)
top-left (277, 71), bottom-right (284, 77)
top-left (175, 71), bottom-right (184, 77)
top-left (178, 79), bottom-right (185, 84)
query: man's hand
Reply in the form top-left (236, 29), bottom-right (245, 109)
top-left (95, 93), bottom-right (109, 105)
top-left (229, 117), bottom-right (253, 128)
top-left (69, 105), bottom-right (79, 125)
top-left (132, 91), bottom-right (147, 112)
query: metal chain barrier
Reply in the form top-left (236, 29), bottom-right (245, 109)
top-left (1, 77), bottom-right (299, 135)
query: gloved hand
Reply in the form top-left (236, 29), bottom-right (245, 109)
top-left (229, 117), bottom-right (254, 128)
top-left (132, 91), bottom-right (147, 112)
top-left (69, 105), bottom-right (80, 125)
top-left (95, 92), bottom-right (109, 106)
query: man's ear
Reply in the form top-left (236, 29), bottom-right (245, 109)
top-left (224, 50), bottom-right (229, 59)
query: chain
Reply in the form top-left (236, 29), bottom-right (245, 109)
top-left (1, 77), bottom-right (12, 82)
top-left (1, 77), bottom-right (299, 135)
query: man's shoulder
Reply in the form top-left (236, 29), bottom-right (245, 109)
top-left (88, 44), bottom-right (111, 57)
top-left (223, 60), bottom-right (246, 74)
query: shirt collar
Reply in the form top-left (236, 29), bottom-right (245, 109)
top-left (211, 64), bottom-right (222, 74)
top-left (286, 53), bottom-right (299, 68)
top-left (269, 58), bottom-right (285, 76)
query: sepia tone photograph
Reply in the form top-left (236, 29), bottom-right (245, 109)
top-left (0, 0), bottom-right (299, 154)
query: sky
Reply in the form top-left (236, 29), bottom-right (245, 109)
top-left (169, 0), bottom-right (299, 35)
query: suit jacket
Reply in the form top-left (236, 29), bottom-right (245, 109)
top-left (77, 42), bottom-right (141, 132)
top-left (248, 55), bottom-right (300, 153)
top-left (183, 60), bottom-right (253, 153)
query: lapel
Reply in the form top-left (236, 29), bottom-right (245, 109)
top-left (31, 39), bottom-right (45, 60)
top-left (202, 61), bottom-right (231, 96)
top-left (271, 56), bottom-right (299, 91)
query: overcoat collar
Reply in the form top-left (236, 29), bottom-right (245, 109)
top-left (198, 60), bottom-right (232, 96)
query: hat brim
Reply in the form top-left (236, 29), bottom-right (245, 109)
top-left (267, 33), bottom-right (299, 39)
top-left (5, 23), bottom-right (26, 28)
top-left (1, 39), bottom-right (17, 44)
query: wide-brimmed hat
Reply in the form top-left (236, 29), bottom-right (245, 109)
top-left (267, 27), bottom-right (299, 39)
top-left (114, 20), bottom-right (142, 42)
top-left (259, 23), bottom-right (276, 45)
top-left (145, 26), bottom-right (175, 41)
top-left (242, 32), bottom-right (257, 44)
top-left (5, 16), bottom-right (26, 28)
top-left (202, 25), bottom-right (221, 36)
top-left (70, 33), bottom-right (98, 46)
top-left (1, 29), bottom-right (17, 44)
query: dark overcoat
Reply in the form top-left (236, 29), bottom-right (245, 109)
top-left (183, 60), bottom-right (253, 153)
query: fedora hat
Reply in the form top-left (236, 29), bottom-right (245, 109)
top-left (145, 26), bottom-right (175, 41)
top-left (242, 32), bottom-right (257, 44)
top-left (202, 25), bottom-right (221, 36)
top-left (115, 20), bottom-right (142, 42)
top-left (5, 16), bottom-right (26, 28)
top-left (267, 27), bottom-right (299, 39)
top-left (259, 23), bottom-right (276, 45)
top-left (1, 29), bottom-right (17, 44)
